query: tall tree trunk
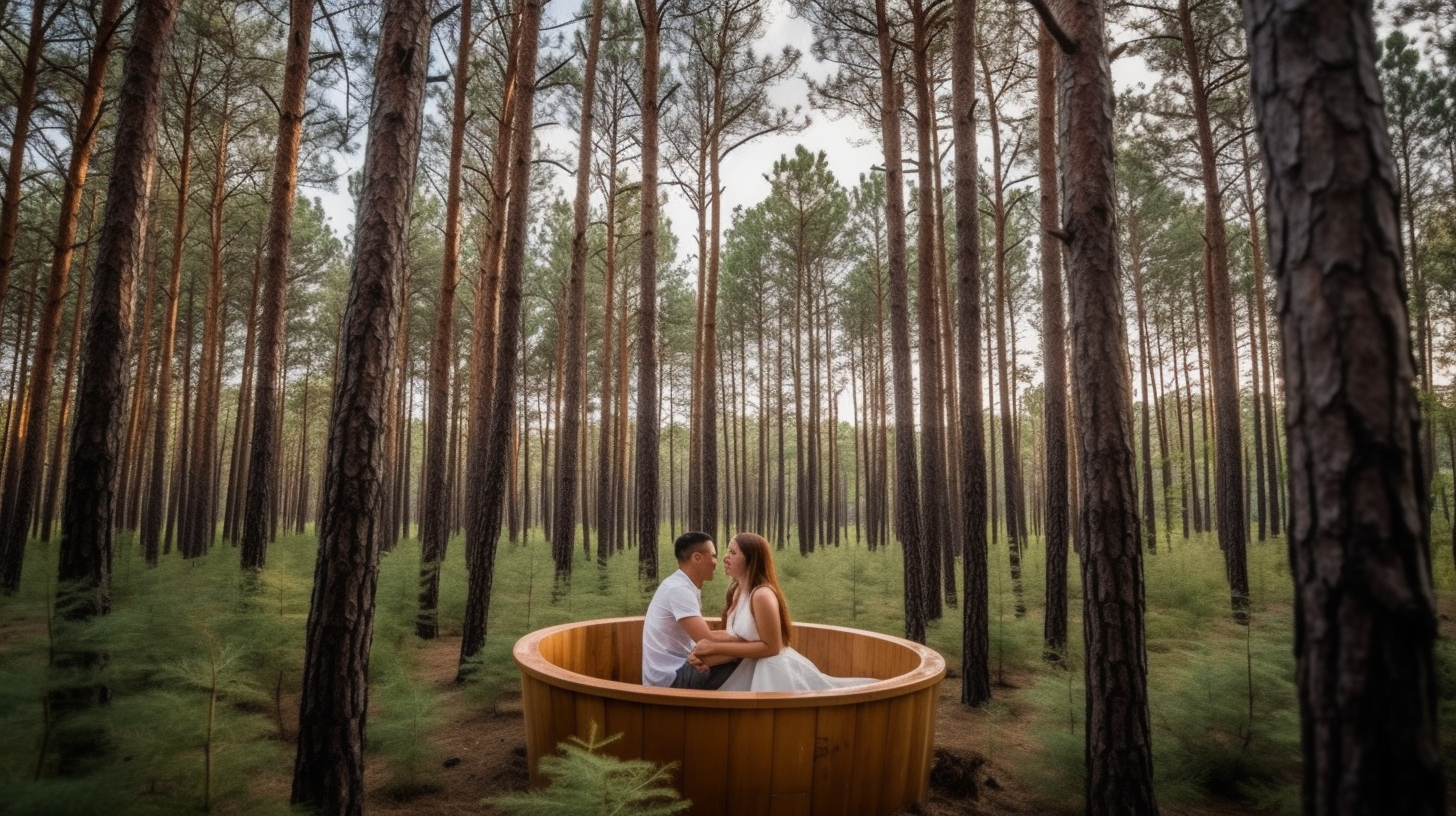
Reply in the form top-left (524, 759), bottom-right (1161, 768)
top-left (419, 0), bottom-right (471, 640)
top-left (952, 0), bottom-right (990, 706)
top-left (635, 0), bottom-right (665, 581)
top-left (183, 111), bottom-right (231, 559)
top-left (1242, 134), bottom-right (1282, 538)
top-left (1178, 0), bottom-right (1247, 617)
top-left (141, 38), bottom-right (202, 562)
top-left (0, 0), bottom-right (121, 592)
top-left (0, 0), bottom-right (53, 320)
top-left (224, 247), bottom-right (264, 543)
top-left (242, 0), bottom-right (314, 570)
top-left (465, 12), bottom-right (521, 571)
top-left (1037, 22), bottom-right (1070, 660)
top-left (1242, 0), bottom-right (1443, 809)
top-left (458, 0), bottom-right (542, 673)
top-left (876, 0), bottom-right (927, 643)
top-left (59, 0), bottom-right (180, 619)
top-left (595, 178), bottom-right (618, 564)
top-left (42, 224), bottom-right (92, 543)
top-left (1055, 0), bottom-right (1158, 808)
top-left (550, 0), bottom-right (603, 582)
top-left (911, 0), bottom-right (946, 619)
top-left (289, 0), bottom-right (430, 810)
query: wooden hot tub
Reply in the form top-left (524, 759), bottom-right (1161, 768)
top-left (512, 616), bottom-right (945, 816)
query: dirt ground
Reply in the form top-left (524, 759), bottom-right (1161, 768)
top-left (363, 637), bottom-right (1251, 816)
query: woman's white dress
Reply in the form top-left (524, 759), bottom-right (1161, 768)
top-left (717, 589), bottom-right (875, 692)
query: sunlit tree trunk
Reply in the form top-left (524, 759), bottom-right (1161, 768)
top-left (42, 220), bottom-right (93, 543)
top-left (140, 38), bottom-right (202, 563)
top-left (0, 0), bottom-right (121, 592)
top-left (0, 0), bottom-right (53, 320)
top-left (242, 0), bottom-right (314, 569)
top-left (182, 107), bottom-right (232, 559)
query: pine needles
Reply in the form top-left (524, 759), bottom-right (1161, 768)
top-left (490, 724), bottom-right (689, 816)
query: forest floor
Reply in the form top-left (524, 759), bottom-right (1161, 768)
top-left (353, 635), bottom-right (1261, 816)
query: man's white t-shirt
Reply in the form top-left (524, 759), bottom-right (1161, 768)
top-left (642, 569), bottom-right (701, 686)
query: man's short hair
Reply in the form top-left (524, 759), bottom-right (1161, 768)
top-left (674, 531), bottom-right (713, 562)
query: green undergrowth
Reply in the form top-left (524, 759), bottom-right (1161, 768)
top-left (2, 525), bottom-right (1456, 814)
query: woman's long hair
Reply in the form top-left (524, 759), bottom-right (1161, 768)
top-left (725, 532), bottom-right (792, 642)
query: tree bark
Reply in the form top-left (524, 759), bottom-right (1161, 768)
top-left (1176, 0), bottom-right (1247, 618)
top-left (458, 0), bottom-right (542, 674)
top-left (59, 0), bottom-right (180, 620)
top-left (1037, 22), bottom-right (1070, 662)
top-left (289, 0), bottom-right (430, 811)
top-left (465, 11), bottom-right (520, 572)
top-left (635, 0), bottom-right (665, 582)
top-left (875, 0), bottom-right (927, 643)
top-left (182, 109), bottom-right (232, 559)
top-left (0, 0), bottom-right (53, 320)
top-left (419, 0), bottom-right (472, 640)
top-left (1057, 0), bottom-right (1158, 808)
top-left (910, 0), bottom-right (946, 619)
top-left (242, 0), bottom-right (314, 570)
top-left (140, 37), bottom-right (203, 563)
top-left (1241, 0), bottom-right (1443, 809)
top-left (0, 0), bottom-right (121, 593)
top-left (951, 0), bottom-right (990, 707)
top-left (550, 0), bottom-right (603, 583)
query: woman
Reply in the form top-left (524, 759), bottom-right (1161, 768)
top-left (689, 532), bottom-right (874, 692)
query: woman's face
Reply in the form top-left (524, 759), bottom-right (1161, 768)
top-left (724, 538), bottom-right (744, 582)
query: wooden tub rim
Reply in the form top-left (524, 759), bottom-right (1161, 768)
top-left (512, 615), bottom-right (946, 710)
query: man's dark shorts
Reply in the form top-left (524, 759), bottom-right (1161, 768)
top-left (671, 658), bottom-right (741, 690)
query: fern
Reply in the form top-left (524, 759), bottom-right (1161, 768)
top-left (490, 724), bottom-right (689, 816)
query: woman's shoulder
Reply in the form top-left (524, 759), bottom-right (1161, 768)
top-left (747, 584), bottom-right (780, 605)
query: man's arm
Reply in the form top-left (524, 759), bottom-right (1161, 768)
top-left (678, 615), bottom-right (740, 666)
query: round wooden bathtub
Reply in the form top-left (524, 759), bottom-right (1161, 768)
top-left (512, 616), bottom-right (945, 816)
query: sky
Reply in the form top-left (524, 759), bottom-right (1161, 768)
top-left (307, 1), bottom-right (1153, 271)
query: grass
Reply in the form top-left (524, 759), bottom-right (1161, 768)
top-left (1, 522), bottom-right (1454, 814)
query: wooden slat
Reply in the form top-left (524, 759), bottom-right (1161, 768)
top-left (770, 707), bottom-right (816, 801)
top-left (603, 698), bottom-right (644, 760)
top-left (904, 688), bottom-right (937, 803)
top-left (849, 699), bottom-right (890, 811)
top-left (574, 693), bottom-right (607, 745)
top-left (810, 702), bottom-right (857, 815)
top-left (681, 708), bottom-right (732, 816)
top-left (876, 693), bottom-right (917, 813)
top-left (640, 703), bottom-right (685, 789)
top-left (726, 708), bottom-right (775, 814)
top-left (520, 675), bottom-right (554, 784)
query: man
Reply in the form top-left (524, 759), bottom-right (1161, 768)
top-left (642, 531), bottom-right (741, 688)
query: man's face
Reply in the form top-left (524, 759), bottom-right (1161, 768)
top-left (690, 541), bottom-right (718, 585)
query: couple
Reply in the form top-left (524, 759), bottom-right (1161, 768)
top-left (641, 530), bottom-right (873, 692)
